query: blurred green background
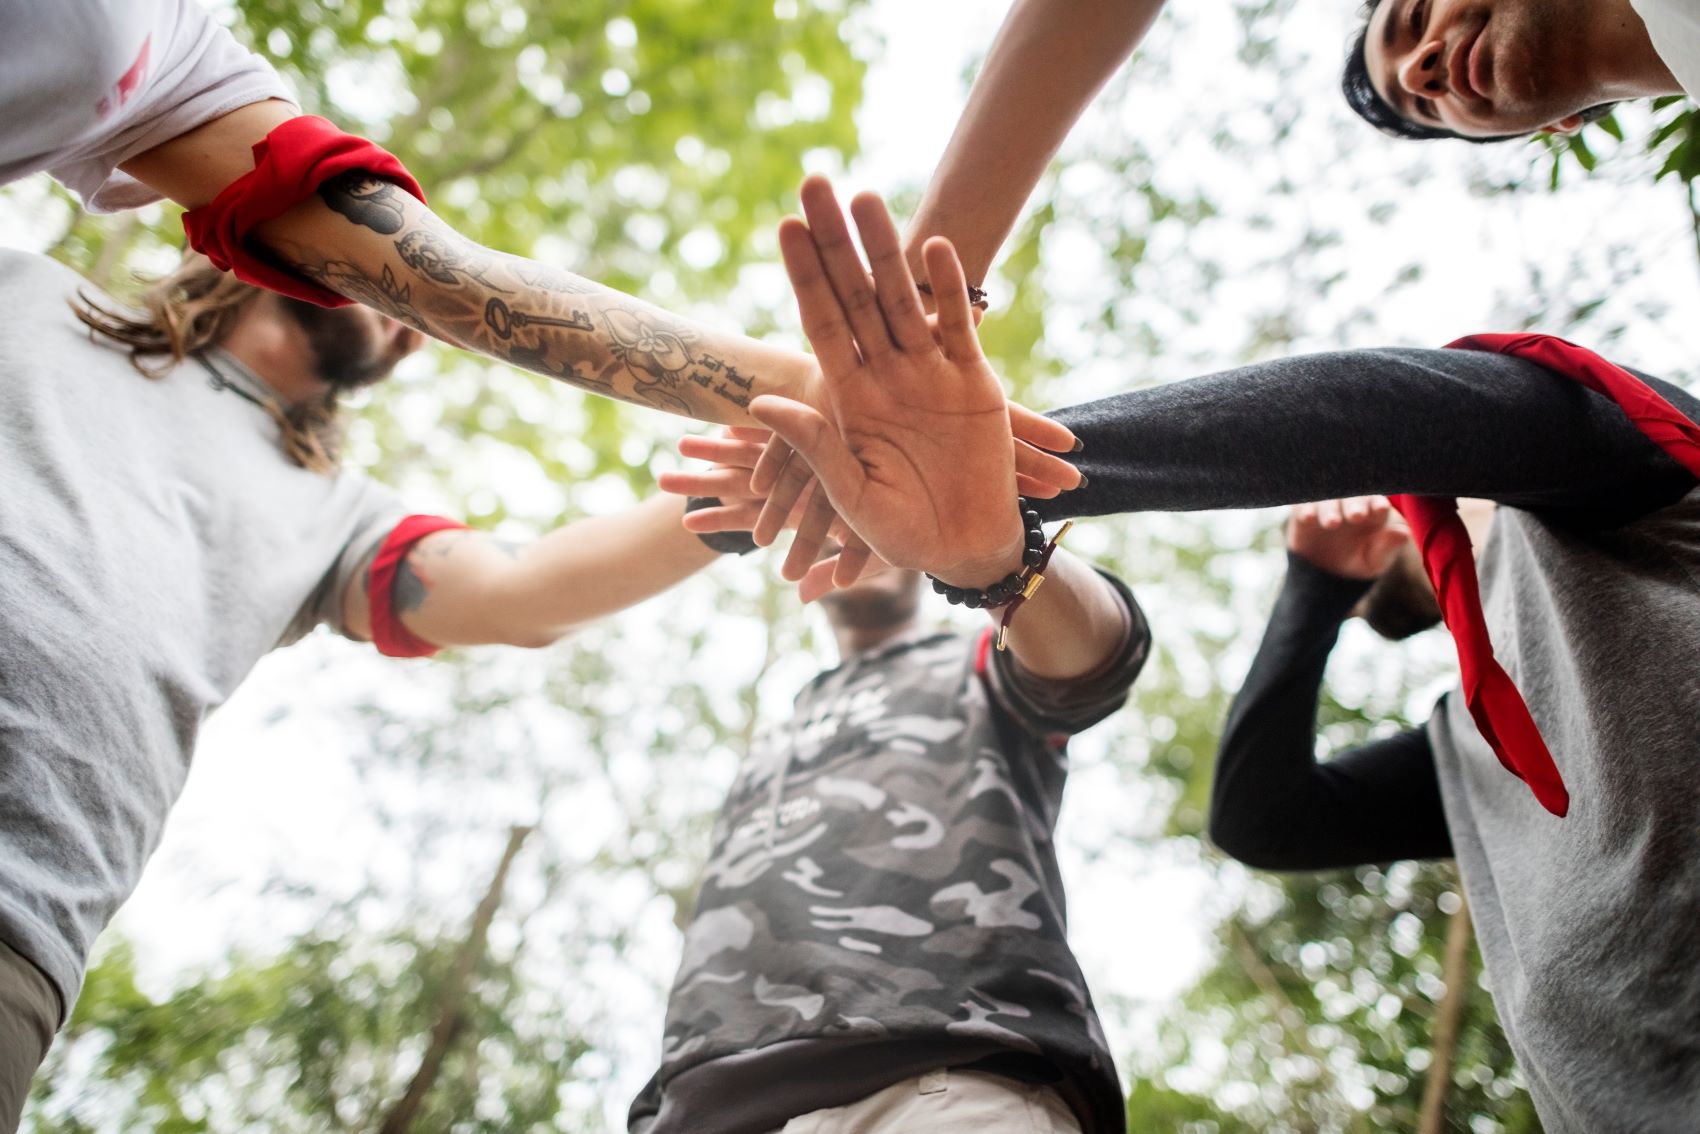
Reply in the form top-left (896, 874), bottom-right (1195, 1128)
top-left (7, 1), bottom-right (1698, 1131)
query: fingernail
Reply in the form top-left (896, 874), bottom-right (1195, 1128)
top-left (1072, 437), bottom-right (1086, 453)
top-left (1076, 473), bottom-right (1090, 489)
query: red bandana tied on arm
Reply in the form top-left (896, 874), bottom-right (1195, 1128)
top-left (182, 115), bottom-right (425, 307)
top-left (367, 515), bottom-right (469, 659)
top-left (1390, 333), bottom-right (1700, 817)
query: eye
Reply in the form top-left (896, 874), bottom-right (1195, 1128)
top-left (1410, 0), bottom-right (1427, 35)
top-left (1414, 96), bottom-right (1438, 121)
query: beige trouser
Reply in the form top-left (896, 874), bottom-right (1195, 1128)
top-left (768, 1068), bottom-right (1086, 1134)
top-left (0, 940), bottom-right (59, 1134)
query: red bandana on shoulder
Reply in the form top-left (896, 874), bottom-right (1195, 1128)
top-left (1390, 334), bottom-right (1700, 817)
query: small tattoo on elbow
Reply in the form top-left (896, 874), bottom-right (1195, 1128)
top-left (321, 173), bottom-right (406, 235)
top-left (392, 560), bottom-right (430, 613)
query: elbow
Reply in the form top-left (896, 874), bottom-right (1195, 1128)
top-left (1207, 784), bottom-right (1289, 871)
top-left (499, 624), bottom-right (572, 649)
top-left (1208, 825), bottom-right (1285, 872)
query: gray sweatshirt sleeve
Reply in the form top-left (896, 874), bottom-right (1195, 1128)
top-left (1039, 347), bottom-right (1700, 529)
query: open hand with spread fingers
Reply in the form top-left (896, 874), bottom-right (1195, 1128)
top-left (742, 176), bottom-right (1032, 591)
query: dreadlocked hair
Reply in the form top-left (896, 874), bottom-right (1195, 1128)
top-left (72, 253), bottom-right (344, 474)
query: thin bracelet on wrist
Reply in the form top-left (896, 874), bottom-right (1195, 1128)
top-left (916, 280), bottom-right (990, 311)
top-left (684, 497), bottom-right (758, 555)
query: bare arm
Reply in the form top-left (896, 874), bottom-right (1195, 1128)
top-left (903, 0), bottom-right (1162, 284)
top-left (342, 494), bottom-right (720, 650)
top-left (121, 102), bottom-right (817, 426)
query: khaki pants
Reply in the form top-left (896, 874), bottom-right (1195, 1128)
top-left (0, 940), bottom-right (58, 1134)
top-left (771, 1069), bottom-right (1085, 1134)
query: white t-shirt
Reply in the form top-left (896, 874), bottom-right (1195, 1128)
top-left (1634, 0), bottom-right (1700, 101)
top-left (0, 250), bottom-right (404, 1016)
top-left (0, 0), bottom-right (293, 212)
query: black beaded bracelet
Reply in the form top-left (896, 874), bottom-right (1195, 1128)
top-left (926, 499), bottom-right (1046, 609)
top-left (684, 496), bottom-right (759, 556)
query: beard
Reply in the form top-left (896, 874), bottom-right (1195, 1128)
top-left (819, 576), bottom-right (922, 633)
top-left (277, 297), bottom-right (408, 392)
top-left (1483, 0), bottom-right (1588, 118)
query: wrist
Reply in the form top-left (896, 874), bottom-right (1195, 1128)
top-left (782, 353), bottom-right (825, 412)
top-left (1287, 546), bottom-right (1380, 582)
top-left (932, 530), bottom-right (1024, 591)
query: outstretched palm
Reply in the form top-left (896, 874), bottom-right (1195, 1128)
top-left (750, 178), bottom-right (1024, 586)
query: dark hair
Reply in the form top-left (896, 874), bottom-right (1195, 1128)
top-left (1341, 2), bottom-right (1617, 143)
top-left (74, 254), bottom-right (344, 474)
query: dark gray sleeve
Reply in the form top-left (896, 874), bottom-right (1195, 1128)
top-left (1040, 347), bottom-right (1700, 530)
top-left (1208, 554), bottom-right (1453, 871)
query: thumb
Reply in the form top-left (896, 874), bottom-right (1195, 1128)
top-left (748, 395), bottom-right (867, 510)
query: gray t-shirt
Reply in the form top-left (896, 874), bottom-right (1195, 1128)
top-left (1430, 489), bottom-right (1700, 1133)
top-left (1633, 0), bottom-right (1700, 103)
top-left (0, 251), bottom-right (403, 1016)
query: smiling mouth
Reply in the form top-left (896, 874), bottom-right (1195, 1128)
top-left (1451, 22), bottom-right (1489, 102)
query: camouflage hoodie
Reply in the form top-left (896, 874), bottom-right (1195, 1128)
top-left (631, 576), bottom-right (1148, 1134)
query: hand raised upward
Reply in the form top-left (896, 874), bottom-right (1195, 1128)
top-left (746, 177), bottom-right (1038, 588)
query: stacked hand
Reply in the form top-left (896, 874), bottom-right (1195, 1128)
top-left (1287, 496), bottom-right (1411, 580)
top-left (758, 177), bottom-right (1058, 589)
top-left (664, 177), bottom-right (1078, 594)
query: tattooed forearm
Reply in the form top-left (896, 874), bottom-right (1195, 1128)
top-left (321, 172), bottom-right (406, 234)
top-left (272, 239), bottom-right (428, 331)
top-left (397, 230), bottom-right (509, 291)
top-left (513, 264), bottom-right (592, 294)
top-left (485, 297), bottom-right (594, 339)
top-left (269, 173), bottom-right (811, 424)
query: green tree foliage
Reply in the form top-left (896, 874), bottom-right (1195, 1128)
top-left (10, 0), bottom-right (1695, 1130)
top-left (30, 922), bottom-right (592, 1133)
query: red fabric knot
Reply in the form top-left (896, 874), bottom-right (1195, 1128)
top-left (182, 115), bottom-right (425, 307)
top-left (1391, 333), bottom-right (1700, 817)
top-left (367, 515), bottom-right (468, 658)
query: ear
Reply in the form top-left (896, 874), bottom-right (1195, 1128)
top-left (1539, 114), bottom-right (1586, 136)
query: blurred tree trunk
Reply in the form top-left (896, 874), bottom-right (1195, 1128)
top-left (379, 824), bottom-right (534, 1134)
top-left (1419, 895), bottom-right (1474, 1134)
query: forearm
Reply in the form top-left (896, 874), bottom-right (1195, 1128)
top-left (995, 547), bottom-right (1133, 680)
top-left (1041, 347), bottom-right (1700, 527)
top-left (904, 0), bottom-right (1160, 284)
top-left (470, 494), bottom-right (719, 646)
top-left (257, 177), bottom-right (815, 424)
top-left (122, 104), bottom-right (817, 426)
top-left (352, 495), bottom-right (719, 650)
top-left (985, 564), bottom-right (1147, 736)
top-left (1209, 556), bottom-right (1452, 870)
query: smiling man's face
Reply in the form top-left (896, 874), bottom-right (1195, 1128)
top-left (1363, 0), bottom-right (1593, 138)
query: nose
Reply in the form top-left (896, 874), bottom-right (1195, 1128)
top-left (1397, 37), bottom-right (1448, 97)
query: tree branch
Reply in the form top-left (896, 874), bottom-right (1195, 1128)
top-left (378, 823), bottom-right (534, 1134)
top-left (1418, 892), bottom-right (1474, 1134)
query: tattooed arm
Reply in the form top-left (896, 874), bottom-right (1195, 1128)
top-left (120, 101), bottom-right (817, 426)
top-left (342, 494), bottom-right (721, 650)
